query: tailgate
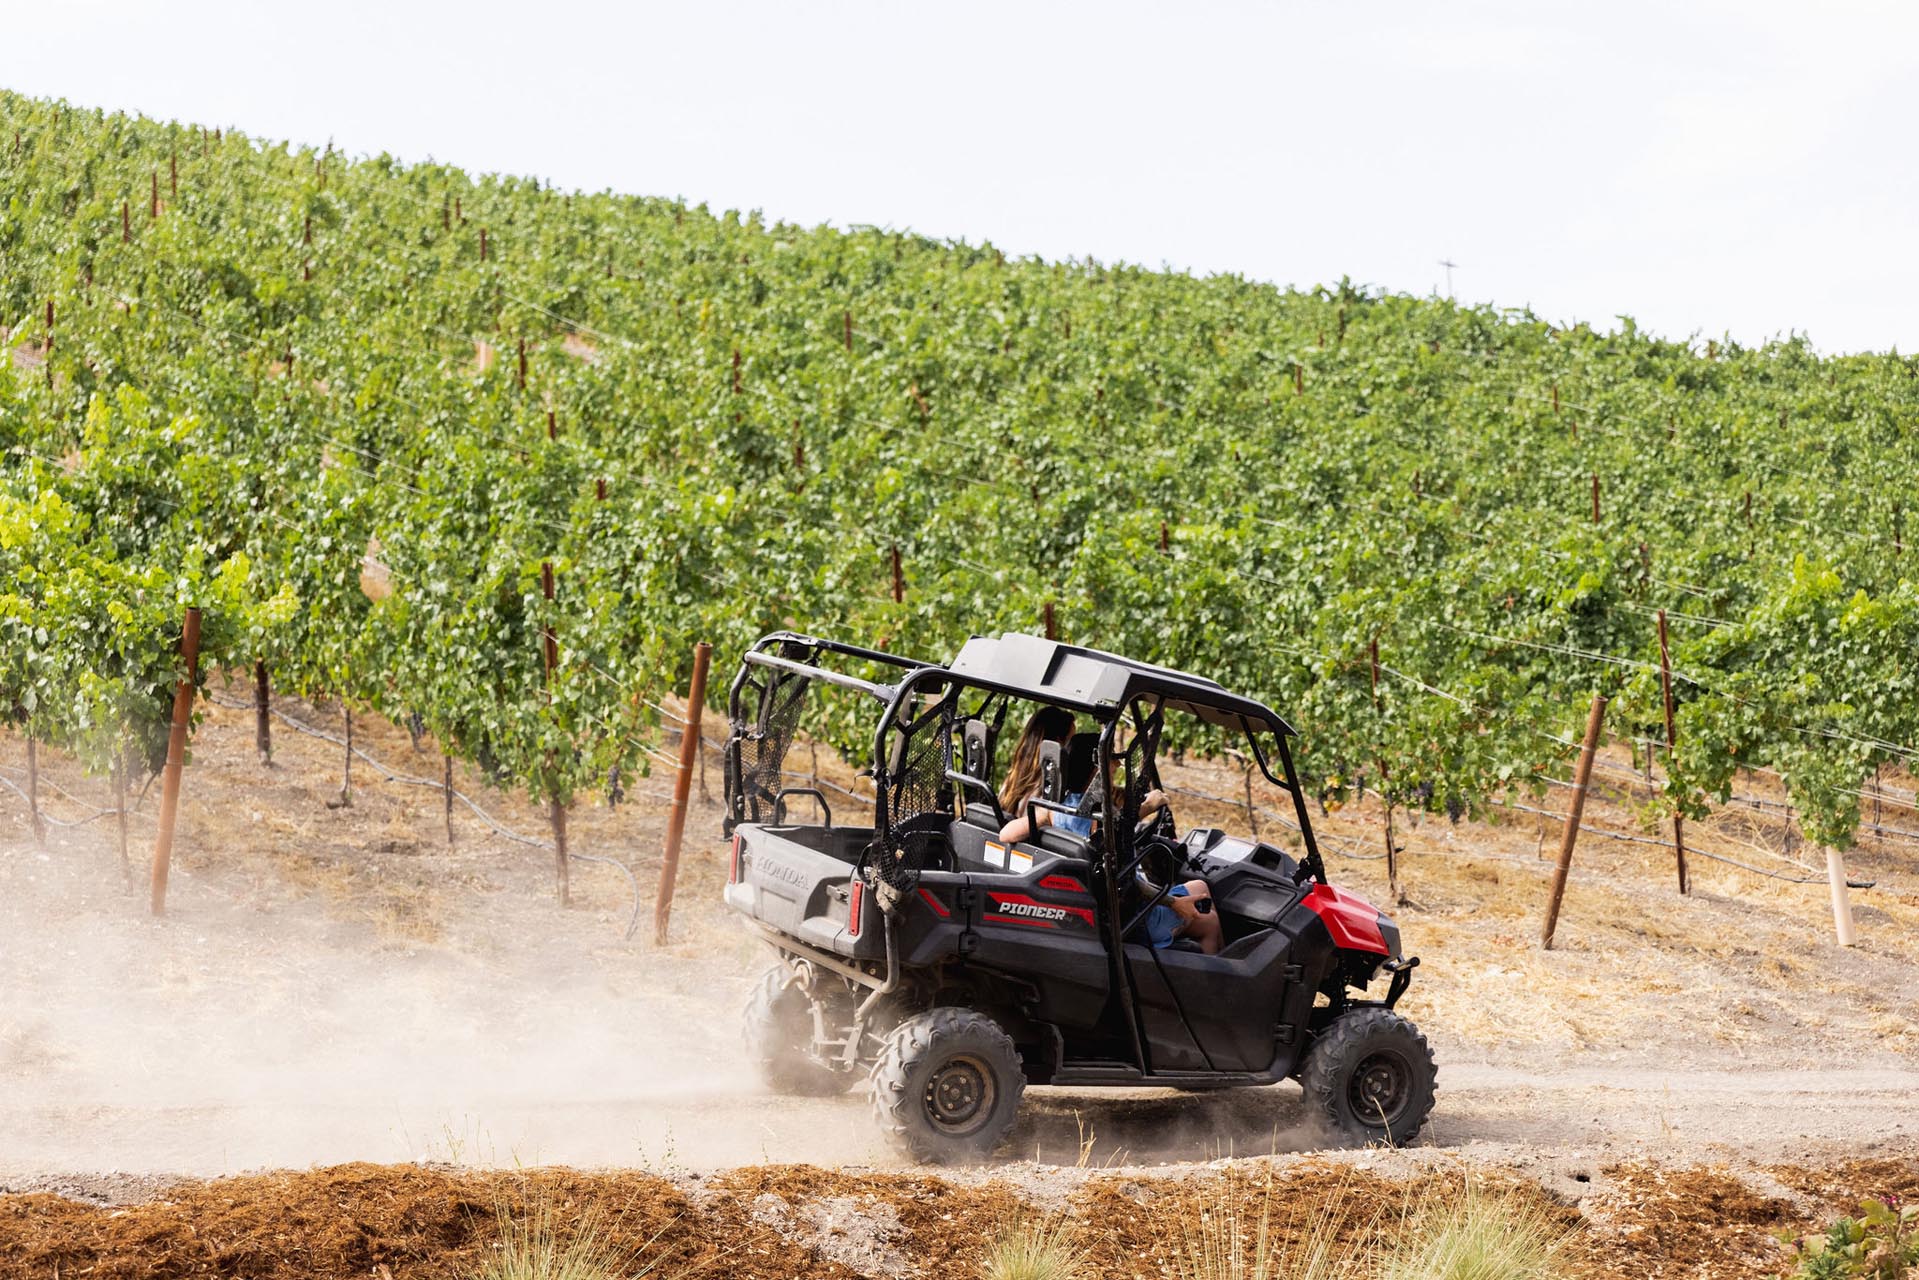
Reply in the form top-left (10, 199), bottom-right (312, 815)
top-left (722, 824), bottom-right (880, 959)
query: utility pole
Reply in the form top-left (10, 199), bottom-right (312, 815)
top-left (1438, 259), bottom-right (1459, 299)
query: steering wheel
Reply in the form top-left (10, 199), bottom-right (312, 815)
top-left (1132, 803), bottom-right (1184, 891)
top-left (1134, 802), bottom-right (1176, 843)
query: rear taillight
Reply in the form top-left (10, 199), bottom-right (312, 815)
top-left (848, 878), bottom-right (864, 937)
top-left (728, 833), bottom-right (742, 885)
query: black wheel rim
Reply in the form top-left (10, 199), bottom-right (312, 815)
top-left (923, 1054), bottom-right (996, 1135)
top-left (1348, 1049), bottom-right (1412, 1129)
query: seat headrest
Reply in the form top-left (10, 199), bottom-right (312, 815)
top-left (1063, 734), bottom-right (1098, 795)
top-left (1037, 739), bottom-right (1065, 802)
top-left (962, 718), bottom-right (991, 780)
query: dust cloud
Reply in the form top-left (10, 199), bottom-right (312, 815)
top-left (0, 805), bottom-right (1341, 1179)
top-left (0, 796), bottom-right (850, 1176)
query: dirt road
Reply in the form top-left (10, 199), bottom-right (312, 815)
top-left (5, 1057), bottom-right (1916, 1182)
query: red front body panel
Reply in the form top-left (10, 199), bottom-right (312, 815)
top-left (1300, 883), bottom-right (1391, 955)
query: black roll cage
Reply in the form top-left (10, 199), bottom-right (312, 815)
top-left (724, 630), bottom-right (1329, 884)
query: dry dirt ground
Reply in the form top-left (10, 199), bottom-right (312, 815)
top-left (2, 679), bottom-right (1916, 1277)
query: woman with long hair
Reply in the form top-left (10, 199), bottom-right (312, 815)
top-left (996, 705), bottom-right (1076, 825)
top-left (996, 708), bottom-right (1213, 952)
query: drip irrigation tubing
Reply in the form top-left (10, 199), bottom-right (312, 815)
top-left (206, 692), bottom-right (646, 939)
top-left (1494, 798), bottom-right (1875, 887)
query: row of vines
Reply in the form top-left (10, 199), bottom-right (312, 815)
top-left (2, 89), bottom-right (1917, 868)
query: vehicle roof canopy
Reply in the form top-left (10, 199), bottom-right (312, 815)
top-left (945, 633), bottom-right (1295, 736)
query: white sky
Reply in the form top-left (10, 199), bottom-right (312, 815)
top-left (5, 1), bottom-right (1916, 354)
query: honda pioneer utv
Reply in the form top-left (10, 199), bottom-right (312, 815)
top-left (721, 631), bottom-right (1435, 1163)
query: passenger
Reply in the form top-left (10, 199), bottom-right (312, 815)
top-left (995, 707), bottom-right (1076, 838)
top-left (1140, 875), bottom-right (1223, 955)
top-left (998, 723), bottom-right (1219, 954)
top-left (1001, 725), bottom-right (1171, 841)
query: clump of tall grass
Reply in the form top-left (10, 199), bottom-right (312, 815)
top-left (1168, 1170), bottom-right (1344, 1280)
top-left (473, 1193), bottom-right (682, 1280)
top-left (981, 1213), bottom-right (1089, 1280)
top-left (1374, 1184), bottom-right (1575, 1280)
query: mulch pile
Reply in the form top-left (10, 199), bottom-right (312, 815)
top-left (1586, 1157), bottom-right (1919, 1280)
top-left (1, 1163), bottom-right (843, 1280)
top-left (3, 1155), bottom-right (1915, 1279)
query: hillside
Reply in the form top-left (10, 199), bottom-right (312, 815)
top-left (3, 88), bottom-right (1918, 846)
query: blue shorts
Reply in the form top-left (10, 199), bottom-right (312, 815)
top-left (1144, 884), bottom-right (1191, 949)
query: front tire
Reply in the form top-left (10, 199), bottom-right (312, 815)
top-left (870, 1008), bottom-right (1025, 1163)
top-left (1299, 1007), bottom-right (1437, 1145)
top-left (744, 965), bottom-right (847, 1096)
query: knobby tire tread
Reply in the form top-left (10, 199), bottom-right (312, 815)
top-left (1299, 1006), bottom-right (1437, 1146)
top-left (869, 1007), bottom-right (1024, 1163)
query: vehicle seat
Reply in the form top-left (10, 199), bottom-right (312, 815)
top-left (1035, 827), bottom-right (1094, 861)
top-left (948, 802), bottom-right (1002, 870)
top-left (1028, 738), bottom-right (1097, 863)
top-left (1216, 927), bottom-right (1275, 962)
top-left (956, 719), bottom-right (1003, 821)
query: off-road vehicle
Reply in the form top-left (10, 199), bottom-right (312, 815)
top-left (721, 631), bottom-right (1435, 1162)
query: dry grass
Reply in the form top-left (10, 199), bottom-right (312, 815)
top-left (1166, 1168), bottom-right (1351, 1280)
top-left (981, 1213), bottom-right (1090, 1280)
top-left (1373, 1183), bottom-right (1577, 1280)
top-left (475, 1197), bottom-right (627, 1280)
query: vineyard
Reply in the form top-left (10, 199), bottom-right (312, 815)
top-left (4, 87), bottom-right (1919, 910)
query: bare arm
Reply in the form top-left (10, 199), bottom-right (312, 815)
top-left (998, 805), bottom-right (1052, 844)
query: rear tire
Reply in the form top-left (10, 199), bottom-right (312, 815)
top-left (870, 1008), bottom-right (1025, 1163)
top-left (1299, 1007), bottom-right (1436, 1146)
top-left (744, 966), bottom-right (847, 1096)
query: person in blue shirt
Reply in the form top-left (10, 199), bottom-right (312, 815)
top-left (996, 723), bottom-right (1221, 954)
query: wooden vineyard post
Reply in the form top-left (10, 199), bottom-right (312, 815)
top-left (1369, 639), bottom-right (1399, 903)
top-left (25, 737), bottom-right (44, 844)
top-left (890, 545), bottom-right (904, 604)
top-left (254, 660), bottom-right (272, 764)
top-left (698, 728), bottom-right (710, 804)
top-left (542, 561), bottom-right (568, 907)
top-left (1827, 848), bottom-right (1857, 946)
top-left (115, 760), bottom-right (131, 887)
top-left (655, 641), bottom-right (713, 945)
top-left (328, 707), bottom-right (354, 807)
top-left (1591, 473), bottom-right (1601, 524)
top-left (1656, 610), bottom-right (1688, 894)
top-left (444, 754), bottom-right (455, 845)
top-left (1541, 691), bottom-right (1608, 950)
top-left (1044, 601), bottom-right (1057, 641)
top-left (1240, 758), bottom-right (1261, 840)
top-left (550, 799), bottom-right (569, 907)
top-left (150, 606), bottom-right (202, 917)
